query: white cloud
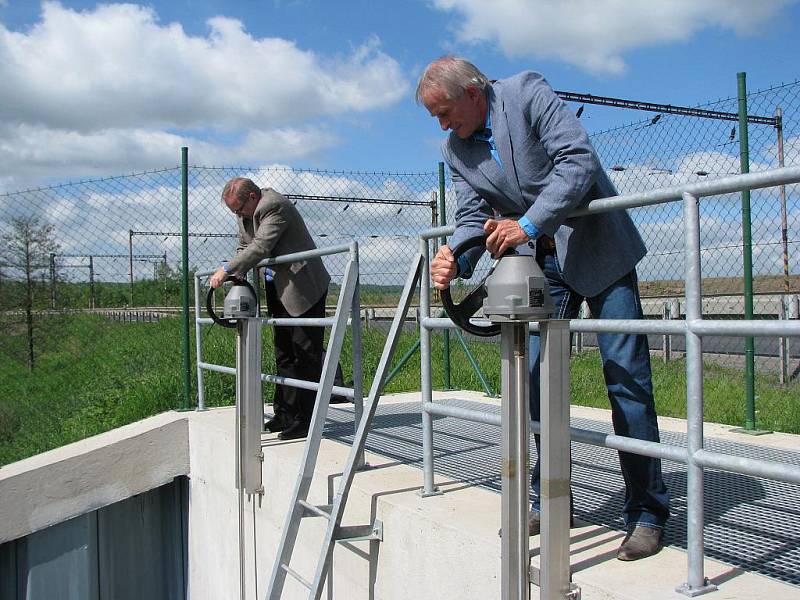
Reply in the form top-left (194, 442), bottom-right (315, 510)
top-left (0, 2), bottom-right (408, 190)
top-left (431, 0), bottom-right (796, 75)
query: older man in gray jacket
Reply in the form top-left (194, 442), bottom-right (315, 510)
top-left (417, 56), bottom-right (669, 561)
top-left (209, 177), bottom-right (331, 440)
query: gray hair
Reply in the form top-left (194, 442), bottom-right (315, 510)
top-left (221, 177), bottom-right (261, 205)
top-left (415, 55), bottom-right (490, 104)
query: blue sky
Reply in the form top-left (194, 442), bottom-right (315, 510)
top-left (0, 0), bottom-right (799, 192)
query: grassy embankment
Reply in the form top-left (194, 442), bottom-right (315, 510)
top-left (1, 314), bottom-right (798, 467)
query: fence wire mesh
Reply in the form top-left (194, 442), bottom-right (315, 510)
top-left (2, 79), bottom-right (800, 464)
top-left (439, 79), bottom-right (800, 376)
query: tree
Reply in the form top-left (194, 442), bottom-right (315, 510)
top-left (0, 216), bottom-right (60, 370)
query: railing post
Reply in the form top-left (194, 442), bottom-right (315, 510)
top-left (350, 242), bottom-right (366, 468)
top-left (677, 192), bottom-right (716, 597)
top-left (419, 235), bottom-right (440, 496)
top-left (439, 162), bottom-right (452, 390)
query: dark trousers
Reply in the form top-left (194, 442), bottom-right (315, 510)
top-left (265, 282), bottom-right (326, 428)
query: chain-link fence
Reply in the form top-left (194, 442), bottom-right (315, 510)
top-left (1, 78), bottom-right (799, 460)
top-left (438, 79), bottom-right (800, 377)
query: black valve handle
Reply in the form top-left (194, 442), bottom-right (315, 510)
top-left (205, 275), bottom-right (258, 329)
top-left (439, 236), bottom-right (501, 338)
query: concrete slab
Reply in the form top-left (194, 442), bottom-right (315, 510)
top-left (2, 392), bottom-right (797, 599)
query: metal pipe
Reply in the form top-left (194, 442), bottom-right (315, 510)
top-left (180, 147), bottom-right (192, 409)
top-left (738, 72), bottom-right (757, 432)
top-left (538, 320), bottom-right (574, 600)
top-left (500, 322), bottom-right (530, 600)
top-left (418, 167), bottom-right (800, 238)
top-left (350, 243), bottom-right (366, 468)
top-left (694, 449), bottom-right (800, 485)
top-left (439, 162), bottom-right (452, 390)
top-left (128, 229), bottom-right (134, 307)
top-left (679, 191), bottom-right (715, 595)
top-left (419, 236), bottom-right (439, 496)
top-left (776, 107), bottom-right (789, 294)
top-left (194, 275), bottom-right (207, 410)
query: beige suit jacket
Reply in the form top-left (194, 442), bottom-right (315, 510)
top-left (227, 188), bottom-right (330, 316)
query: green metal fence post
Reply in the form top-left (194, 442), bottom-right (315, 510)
top-left (439, 161), bottom-right (452, 389)
top-left (180, 147), bottom-right (192, 410)
top-left (737, 73), bottom-right (758, 432)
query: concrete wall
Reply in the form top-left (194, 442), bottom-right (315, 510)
top-left (2, 401), bottom-right (794, 600)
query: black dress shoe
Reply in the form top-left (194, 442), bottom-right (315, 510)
top-left (265, 417), bottom-right (286, 433)
top-left (277, 421), bottom-right (309, 440)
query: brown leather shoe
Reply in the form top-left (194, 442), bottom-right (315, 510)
top-left (617, 526), bottom-right (663, 561)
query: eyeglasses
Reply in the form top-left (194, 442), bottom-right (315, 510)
top-left (229, 195), bottom-right (252, 216)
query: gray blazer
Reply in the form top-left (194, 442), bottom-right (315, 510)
top-left (445, 71), bottom-right (646, 298)
top-left (228, 188), bottom-right (330, 316)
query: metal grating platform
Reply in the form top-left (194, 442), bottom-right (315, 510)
top-left (322, 399), bottom-right (800, 588)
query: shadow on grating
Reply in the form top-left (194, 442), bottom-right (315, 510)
top-left (323, 398), bottom-right (800, 588)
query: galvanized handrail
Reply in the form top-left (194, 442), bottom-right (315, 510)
top-left (417, 165), bottom-right (800, 596)
top-left (193, 242), bottom-right (363, 426)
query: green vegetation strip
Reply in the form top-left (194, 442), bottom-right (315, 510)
top-left (1, 315), bottom-right (798, 467)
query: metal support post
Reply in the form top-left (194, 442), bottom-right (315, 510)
top-left (128, 229), bottom-right (134, 307)
top-left (776, 107), bottom-right (790, 294)
top-left (737, 73), bottom-right (758, 431)
top-left (439, 162), bottom-right (452, 389)
top-left (662, 302), bottom-right (671, 363)
top-left (89, 256), bottom-right (95, 309)
top-left (180, 147), bottom-right (192, 410)
top-left (539, 320), bottom-right (579, 600)
top-left (350, 243), bottom-right (367, 469)
top-left (236, 316), bottom-right (264, 496)
top-left (500, 322), bottom-right (530, 600)
top-left (49, 253), bottom-right (56, 309)
top-left (419, 236), bottom-right (441, 496)
top-left (677, 192), bottom-right (716, 597)
top-left (780, 296), bottom-right (788, 385)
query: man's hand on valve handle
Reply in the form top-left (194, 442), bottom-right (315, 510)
top-left (484, 218), bottom-right (529, 257)
top-left (431, 245), bottom-right (457, 290)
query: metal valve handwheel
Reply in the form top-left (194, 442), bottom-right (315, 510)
top-left (439, 236), bottom-right (502, 338)
top-left (205, 275), bottom-right (258, 329)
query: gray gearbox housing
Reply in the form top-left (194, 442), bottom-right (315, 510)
top-left (224, 283), bottom-right (259, 319)
top-left (483, 254), bottom-right (553, 322)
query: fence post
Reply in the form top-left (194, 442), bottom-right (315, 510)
top-left (128, 229), bottom-right (134, 307)
top-left (737, 72), bottom-right (758, 431)
top-left (776, 107), bottom-right (790, 294)
top-left (663, 302), bottom-right (671, 363)
top-left (791, 295), bottom-right (799, 381)
top-left (575, 302), bottom-right (585, 353)
top-left (49, 252), bottom-right (56, 309)
top-left (180, 146), bottom-right (192, 410)
top-left (780, 295), bottom-right (788, 385)
top-left (89, 255), bottom-right (95, 309)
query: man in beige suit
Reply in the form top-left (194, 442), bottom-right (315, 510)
top-left (209, 177), bottom-right (331, 440)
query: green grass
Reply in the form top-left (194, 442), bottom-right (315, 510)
top-left (1, 315), bottom-right (799, 467)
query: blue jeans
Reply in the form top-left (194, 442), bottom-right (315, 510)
top-left (529, 251), bottom-right (670, 529)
